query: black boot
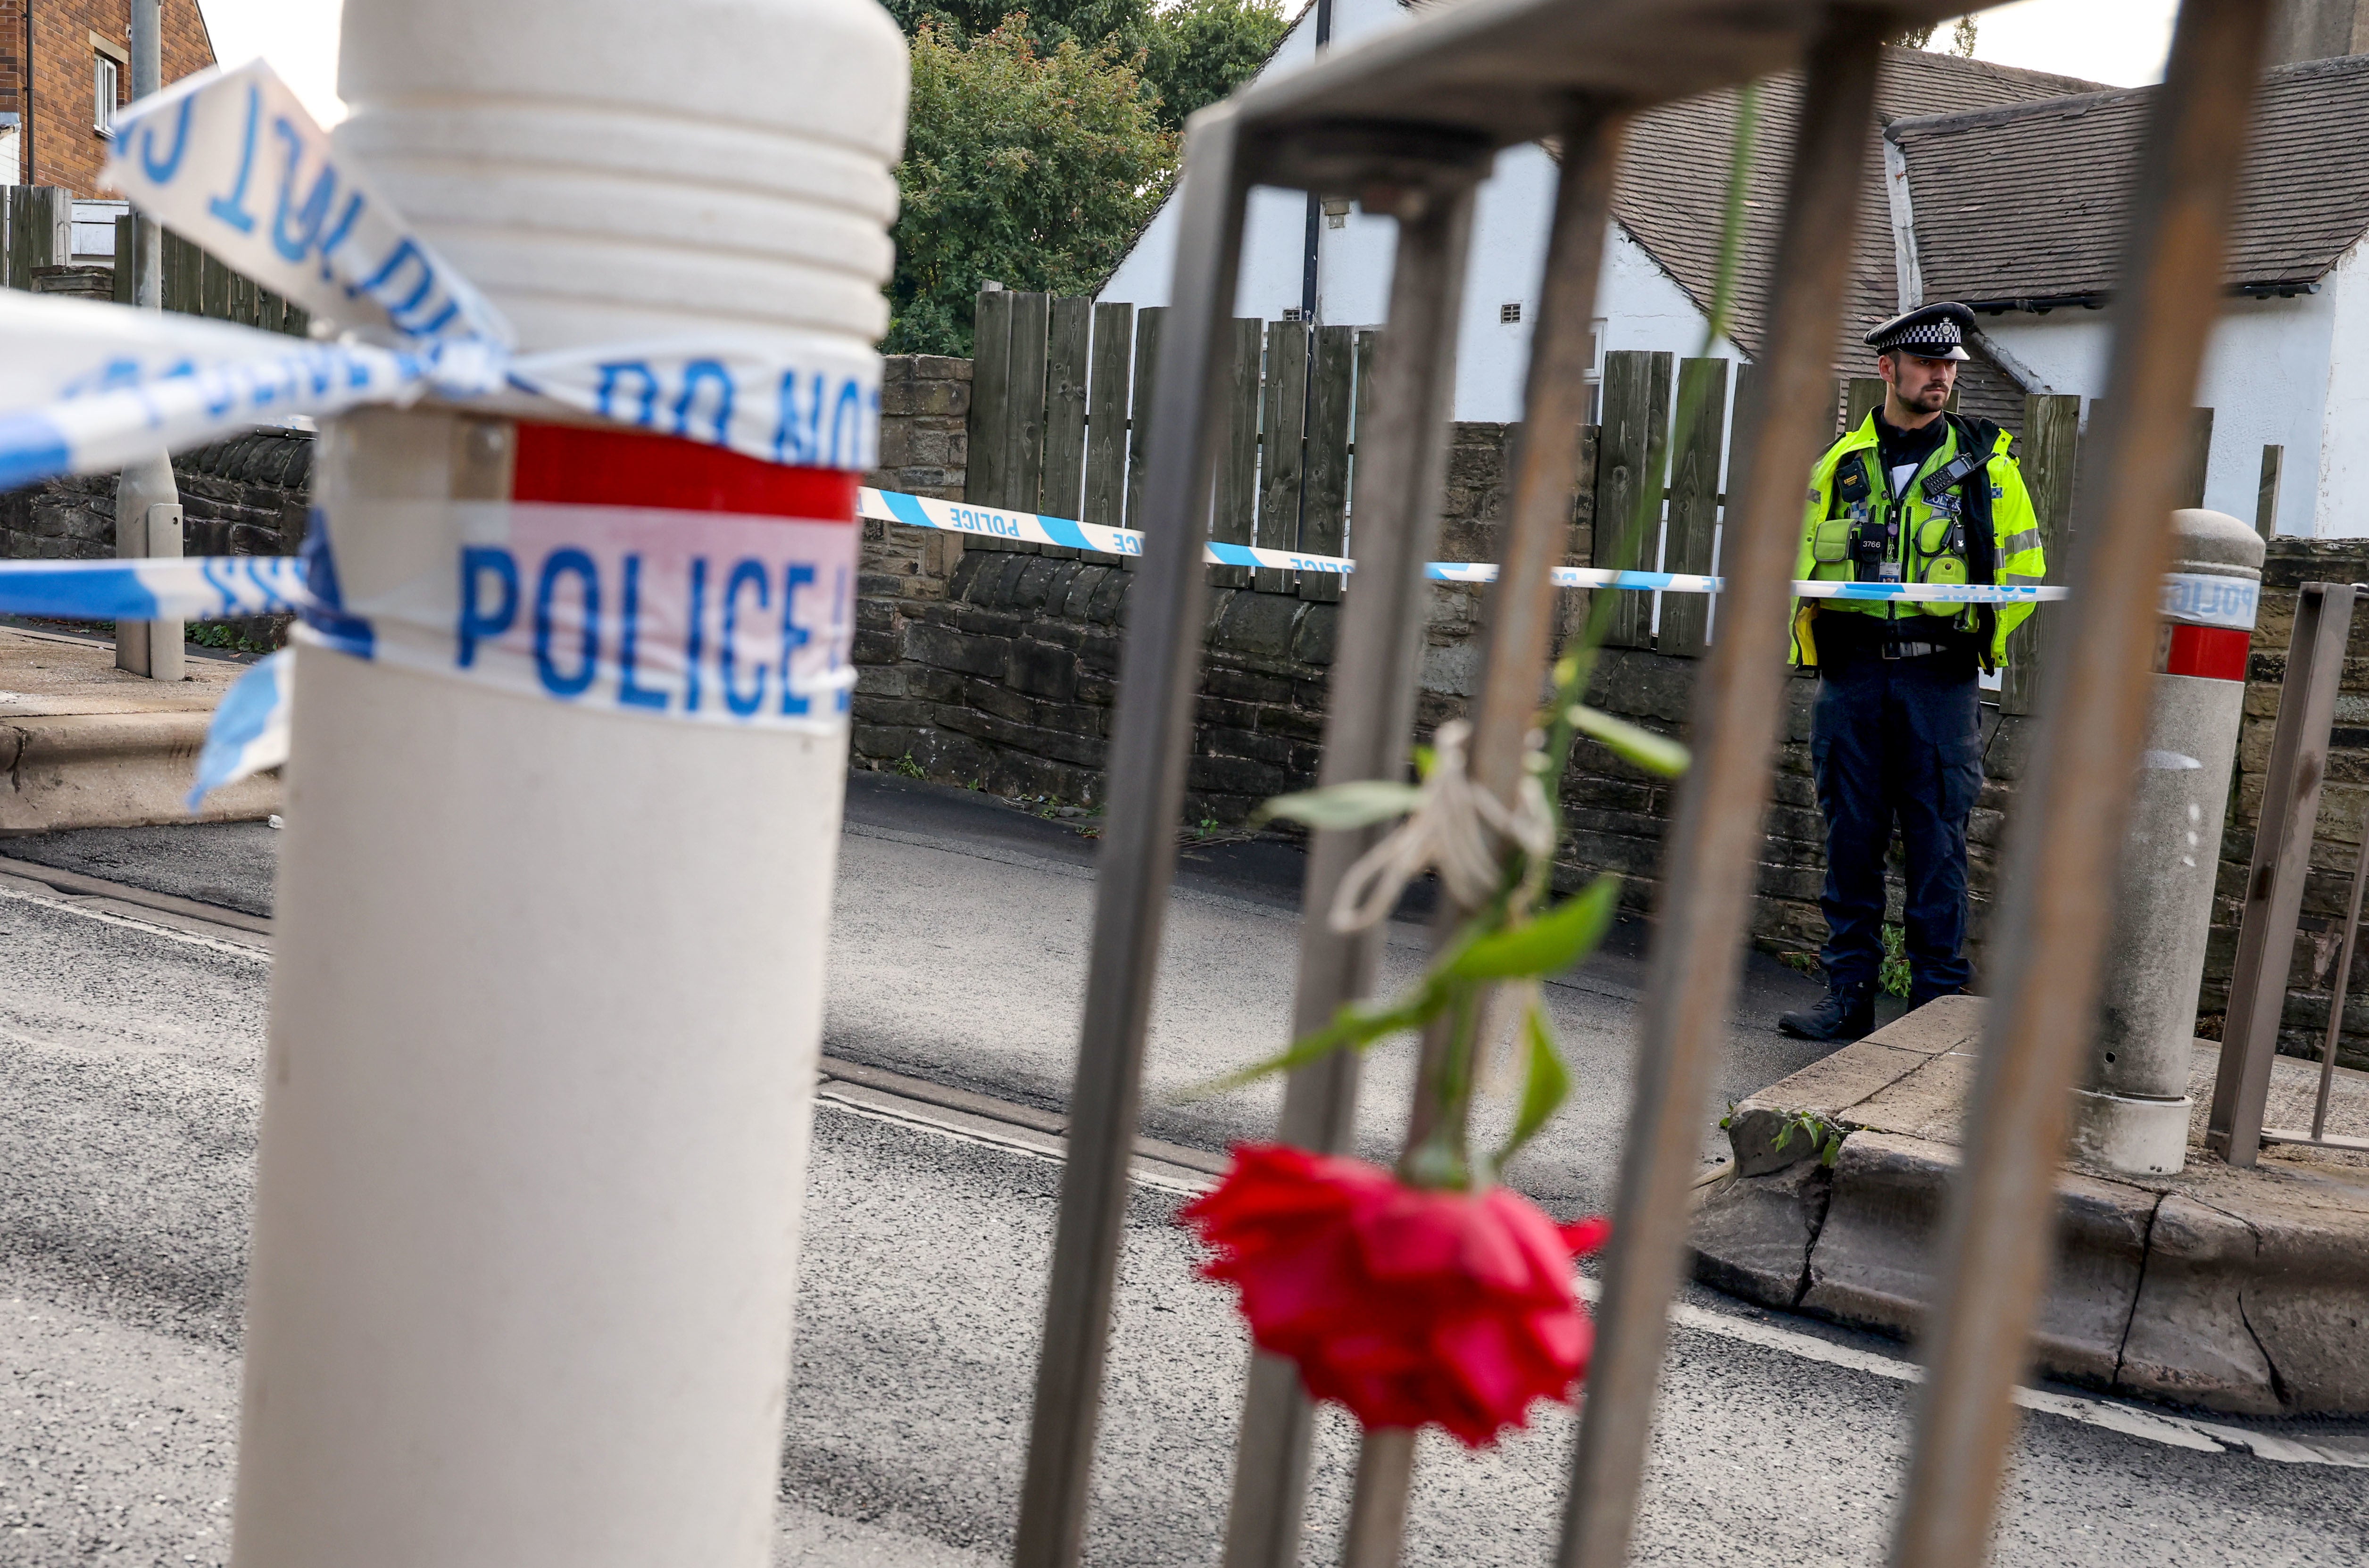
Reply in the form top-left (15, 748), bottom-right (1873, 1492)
top-left (1778, 982), bottom-right (1875, 1042)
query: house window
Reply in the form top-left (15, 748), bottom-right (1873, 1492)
top-left (1500, 301), bottom-right (1522, 324)
top-left (94, 53), bottom-right (121, 136)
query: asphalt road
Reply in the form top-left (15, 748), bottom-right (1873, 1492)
top-left (2, 777), bottom-right (2363, 1565)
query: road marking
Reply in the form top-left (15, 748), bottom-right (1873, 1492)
top-left (814, 1083), bottom-right (1214, 1198)
top-left (0, 881), bottom-right (268, 960)
top-left (20, 859), bottom-right (2358, 1468)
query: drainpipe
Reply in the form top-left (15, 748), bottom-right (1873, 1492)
top-left (1296, 0), bottom-right (1332, 322)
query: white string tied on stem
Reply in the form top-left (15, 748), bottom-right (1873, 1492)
top-left (1328, 719), bottom-right (1557, 934)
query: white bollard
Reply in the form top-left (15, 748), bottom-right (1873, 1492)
top-left (2075, 509), bottom-right (2264, 1177)
top-left (231, 3), bottom-right (906, 1565)
top-left (112, 455), bottom-right (184, 680)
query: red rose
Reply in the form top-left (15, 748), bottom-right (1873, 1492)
top-left (1180, 1143), bottom-right (1611, 1448)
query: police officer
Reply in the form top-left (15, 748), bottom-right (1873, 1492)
top-left (1777, 302), bottom-right (2046, 1041)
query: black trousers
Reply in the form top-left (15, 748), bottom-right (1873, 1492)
top-left (1809, 655), bottom-right (1984, 1002)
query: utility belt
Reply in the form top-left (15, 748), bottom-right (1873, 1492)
top-left (1812, 611), bottom-right (1979, 670)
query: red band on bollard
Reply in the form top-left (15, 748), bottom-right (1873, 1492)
top-left (2161, 623), bottom-right (2251, 681)
top-left (512, 422), bottom-right (860, 520)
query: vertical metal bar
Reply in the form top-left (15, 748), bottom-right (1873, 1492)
top-left (1556, 19), bottom-right (1885, 1568)
top-left (2311, 825), bottom-right (2369, 1140)
top-left (2210, 584), bottom-right (2353, 1165)
top-left (1009, 103), bottom-right (1249, 1568)
top-left (1468, 110), bottom-right (1623, 805)
top-left (1888, 3), bottom-right (2278, 1563)
top-left (1338, 1427), bottom-right (1418, 1568)
top-left (1337, 103), bottom-right (1625, 1568)
top-left (1218, 125), bottom-right (1542, 1568)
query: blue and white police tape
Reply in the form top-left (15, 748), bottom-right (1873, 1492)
top-left (0, 58), bottom-right (881, 495)
top-left (0, 553), bottom-right (307, 621)
top-left (0, 490), bottom-right (2263, 809)
top-left (854, 488), bottom-right (2076, 606)
top-left (188, 650), bottom-right (291, 808)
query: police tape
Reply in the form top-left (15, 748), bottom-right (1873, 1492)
top-left (0, 58), bottom-right (882, 495)
top-left (0, 486), bottom-right (2261, 809)
top-left (854, 487), bottom-right (2079, 606)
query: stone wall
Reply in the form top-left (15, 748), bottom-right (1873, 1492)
top-left (0, 427), bottom-right (312, 561)
top-left (847, 355), bottom-right (2136, 1054)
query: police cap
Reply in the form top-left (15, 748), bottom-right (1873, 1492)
top-left (1864, 301), bottom-right (1975, 361)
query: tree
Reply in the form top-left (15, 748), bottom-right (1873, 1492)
top-left (879, 0), bottom-right (1288, 130)
top-left (887, 21), bottom-right (1177, 356)
top-left (1140, 0), bottom-right (1290, 132)
top-left (1889, 15), bottom-right (1979, 56)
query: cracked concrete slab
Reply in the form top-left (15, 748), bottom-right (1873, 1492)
top-left (1692, 996), bottom-right (2369, 1415)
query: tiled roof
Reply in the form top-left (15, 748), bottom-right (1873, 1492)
top-left (1895, 53), bottom-right (2369, 308)
top-left (1606, 47), bottom-right (2105, 408)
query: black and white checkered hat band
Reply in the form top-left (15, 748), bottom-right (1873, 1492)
top-left (1885, 321), bottom-right (1962, 348)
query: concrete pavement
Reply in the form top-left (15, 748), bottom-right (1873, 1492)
top-left (3, 775), bottom-right (2364, 1566)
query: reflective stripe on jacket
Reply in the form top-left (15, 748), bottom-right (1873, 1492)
top-left (1790, 411), bottom-right (2045, 670)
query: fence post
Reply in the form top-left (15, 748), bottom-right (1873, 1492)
top-left (2180, 405), bottom-right (2214, 507)
top-left (1124, 306), bottom-right (1166, 539)
top-left (1299, 324), bottom-right (1355, 604)
top-left (2256, 443), bottom-right (2283, 538)
top-left (1042, 295), bottom-right (1091, 557)
top-left (2209, 583), bottom-right (2356, 1167)
top-left (112, 214), bottom-right (135, 303)
top-left (968, 286), bottom-right (1014, 509)
top-left (6, 186), bottom-right (69, 290)
top-left (1210, 318), bottom-right (1262, 589)
top-left (1006, 291), bottom-right (1051, 547)
top-left (1256, 319), bottom-right (1310, 594)
top-left (2002, 392), bottom-right (2080, 717)
top-left (1591, 348), bottom-right (1671, 649)
top-left (1659, 356), bottom-right (1730, 657)
top-left (1562, 423), bottom-right (1600, 647)
top-left (1084, 302), bottom-right (1135, 530)
top-left (1844, 374), bottom-right (1884, 434)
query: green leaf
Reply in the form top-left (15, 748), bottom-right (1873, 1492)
top-left (1493, 1003), bottom-right (1571, 1169)
top-left (1166, 985), bottom-right (1439, 1102)
top-left (1446, 877), bottom-right (1619, 982)
top-left (1255, 779), bottom-right (1423, 831)
top-left (1567, 705), bottom-right (1690, 777)
top-left (1771, 1120), bottom-right (1794, 1153)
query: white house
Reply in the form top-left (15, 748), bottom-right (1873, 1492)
top-left (1105, 8), bottom-right (2369, 537)
top-left (1100, 7), bottom-right (2099, 432)
top-left (1892, 50), bottom-right (2369, 536)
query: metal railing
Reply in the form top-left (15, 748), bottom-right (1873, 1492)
top-left (1007, 1), bottom-right (2282, 1565)
top-left (2211, 581), bottom-right (2369, 1165)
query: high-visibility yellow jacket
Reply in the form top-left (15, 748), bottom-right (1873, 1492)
top-left (1791, 411), bottom-right (2046, 671)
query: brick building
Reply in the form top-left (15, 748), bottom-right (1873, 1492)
top-left (1, 0), bottom-right (215, 196)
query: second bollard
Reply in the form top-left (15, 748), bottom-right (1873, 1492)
top-left (2075, 508), bottom-right (2264, 1176)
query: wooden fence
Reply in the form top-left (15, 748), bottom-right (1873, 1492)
top-left (965, 288), bottom-right (2270, 703)
top-left (965, 287), bottom-right (1378, 604)
top-left (2, 185), bottom-right (308, 335)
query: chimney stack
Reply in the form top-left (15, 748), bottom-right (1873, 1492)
top-left (2269, 0), bottom-right (2369, 64)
